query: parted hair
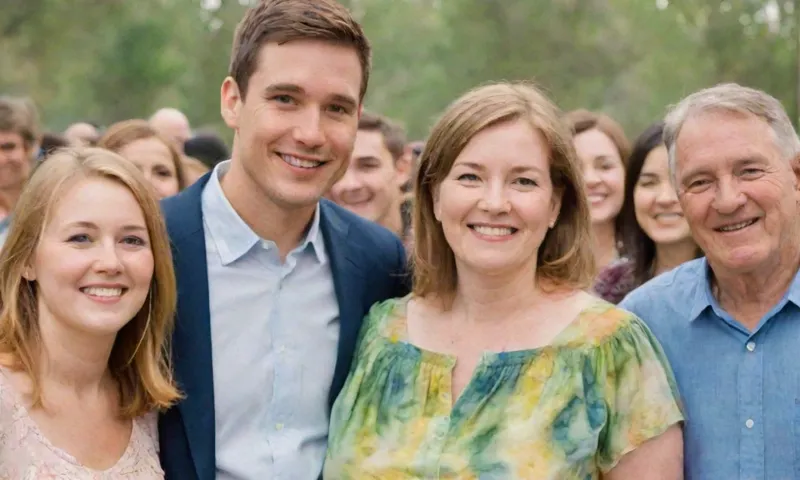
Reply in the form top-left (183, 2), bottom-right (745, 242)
top-left (0, 147), bottom-right (181, 418)
top-left (413, 82), bottom-right (596, 307)
top-left (230, 0), bottom-right (371, 101)
top-left (99, 119), bottom-right (188, 191)
top-left (358, 111), bottom-right (407, 161)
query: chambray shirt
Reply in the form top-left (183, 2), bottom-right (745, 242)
top-left (201, 161), bottom-right (340, 480)
top-left (620, 257), bottom-right (800, 480)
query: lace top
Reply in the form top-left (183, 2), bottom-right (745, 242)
top-left (0, 368), bottom-right (164, 479)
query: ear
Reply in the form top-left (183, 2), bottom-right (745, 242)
top-left (220, 77), bottom-right (242, 130)
top-left (394, 152), bottom-right (412, 189)
top-left (433, 184), bottom-right (442, 222)
top-left (21, 264), bottom-right (36, 282)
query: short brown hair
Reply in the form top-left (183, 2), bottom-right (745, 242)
top-left (230, 0), bottom-right (371, 101)
top-left (563, 109), bottom-right (631, 163)
top-left (358, 111), bottom-right (407, 161)
top-left (0, 96), bottom-right (40, 148)
top-left (0, 147), bottom-right (181, 417)
top-left (99, 119), bottom-right (187, 191)
top-left (413, 82), bottom-right (595, 307)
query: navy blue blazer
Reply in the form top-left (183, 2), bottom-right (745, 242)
top-left (158, 173), bottom-right (410, 480)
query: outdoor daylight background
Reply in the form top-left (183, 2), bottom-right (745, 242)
top-left (2, 0), bottom-right (797, 140)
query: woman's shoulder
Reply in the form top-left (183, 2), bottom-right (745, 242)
top-left (556, 293), bottom-right (643, 348)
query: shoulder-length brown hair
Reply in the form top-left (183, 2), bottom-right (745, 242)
top-left (0, 147), bottom-right (181, 418)
top-left (99, 119), bottom-right (187, 191)
top-left (413, 82), bottom-right (595, 307)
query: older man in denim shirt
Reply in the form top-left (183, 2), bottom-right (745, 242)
top-left (621, 83), bottom-right (800, 479)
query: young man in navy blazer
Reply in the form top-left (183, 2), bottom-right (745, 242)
top-left (158, 1), bottom-right (409, 479)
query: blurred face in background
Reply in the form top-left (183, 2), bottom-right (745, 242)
top-left (633, 145), bottom-right (692, 245)
top-left (328, 129), bottom-right (409, 228)
top-left (117, 137), bottom-right (180, 199)
top-left (0, 130), bottom-right (33, 191)
top-left (574, 128), bottom-right (625, 226)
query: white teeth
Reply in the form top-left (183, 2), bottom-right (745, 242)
top-left (82, 287), bottom-right (123, 297)
top-left (719, 219), bottom-right (756, 232)
top-left (473, 226), bottom-right (514, 236)
top-left (282, 155), bottom-right (322, 169)
top-left (655, 213), bottom-right (682, 219)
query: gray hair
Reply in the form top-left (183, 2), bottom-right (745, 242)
top-left (663, 83), bottom-right (800, 187)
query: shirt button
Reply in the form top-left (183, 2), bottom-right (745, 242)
top-left (745, 419), bottom-right (754, 429)
top-left (746, 341), bottom-right (756, 352)
top-left (275, 423), bottom-right (284, 430)
top-left (278, 345), bottom-right (286, 354)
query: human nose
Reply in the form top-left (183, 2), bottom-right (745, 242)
top-left (292, 109), bottom-right (325, 149)
top-left (93, 240), bottom-right (123, 274)
top-left (477, 181), bottom-right (510, 214)
top-left (711, 177), bottom-right (746, 214)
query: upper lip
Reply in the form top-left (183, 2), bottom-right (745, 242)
top-left (279, 152), bottom-right (326, 163)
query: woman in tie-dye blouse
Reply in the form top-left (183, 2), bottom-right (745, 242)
top-left (324, 82), bottom-right (684, 480)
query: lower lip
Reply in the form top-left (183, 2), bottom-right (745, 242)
top-left (589, 197), bottom-right (606, 206)
top-left (280, 155), bottom-right (324, 175)
top-left (470, 228), bottom-right (516, 242)
top-left (83, 291), bottom-right (123, 304)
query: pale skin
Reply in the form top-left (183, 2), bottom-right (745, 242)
top-left (674, 111), bottom-right (800, 329)
top-left (409, 119), bottom-right (681, 478)
top-left (2, 178), bottom-right (155, 469)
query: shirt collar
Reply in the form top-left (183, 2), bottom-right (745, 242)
top-left (688, 258), bottom-right (714, 321)
top-left (689, 256), bottom-right (800, 321)
top-left (202, 160), bottom-right (325, 266)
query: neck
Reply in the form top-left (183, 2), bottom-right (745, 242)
top-left (221, 157), bottom-right (316, 259)
top-left (592, 221), bottom-right (618, 269)
top-left (713, 243), bottom-right (800, 330)
top-left (37, 311), bottom-right (115, 400)
top-left (450, 262), bottom-right (542, 324)
top-left (653, 238), bottom-right (698, 275)
top-left (0, 187), bottom-right (21, 217)
top-left (382, 200), bottom-right (404, 237)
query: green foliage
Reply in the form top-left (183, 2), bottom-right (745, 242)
top-left (1, 0), bottom-right (798, 143)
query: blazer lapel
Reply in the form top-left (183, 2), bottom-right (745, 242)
top-left (319, 200), bottom-right (367, 409)
top-left (165, 177), bottom-right (216, 480)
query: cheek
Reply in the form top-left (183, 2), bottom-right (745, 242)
top-left (602, 169), bottom-right (626, 195)
top-left (128, 251), bottom-right (155, 284)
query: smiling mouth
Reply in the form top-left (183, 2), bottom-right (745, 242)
top-left (280, 154), bottom-right (324, 169)
top-left (654, 212), bottom-right (683, 220)
top-left (469, 225), bottom-right (518, 237)
top-left (715, 218), bottom-right (757, 232)
top-left (80, 287), bottom-right (126, 298)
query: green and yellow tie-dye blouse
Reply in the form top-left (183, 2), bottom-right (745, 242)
top-left (324, 295), bottom-right (683, 480)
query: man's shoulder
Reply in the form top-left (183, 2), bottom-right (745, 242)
top-left (321, 199), bottom-right (403, 255)
top-left (620, 257), bottom-right (705, 316)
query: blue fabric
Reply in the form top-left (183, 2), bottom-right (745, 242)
top-left (621, 257), bottom-right (800, 480)
top-left (157, 171), bottom-right (410, 480)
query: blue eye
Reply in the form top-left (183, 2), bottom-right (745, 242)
top-left (457, 173), bottom-right (479, 181)
top-left (67, 234), bottom-right (91, 243)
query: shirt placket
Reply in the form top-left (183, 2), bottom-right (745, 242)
top-left (738, 335), bottom-right (764, 480)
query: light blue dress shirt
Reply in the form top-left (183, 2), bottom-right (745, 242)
top-left (201, 161), bottom-right (340, 480)
top-left (620, 257), bottom-right (800, 480)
